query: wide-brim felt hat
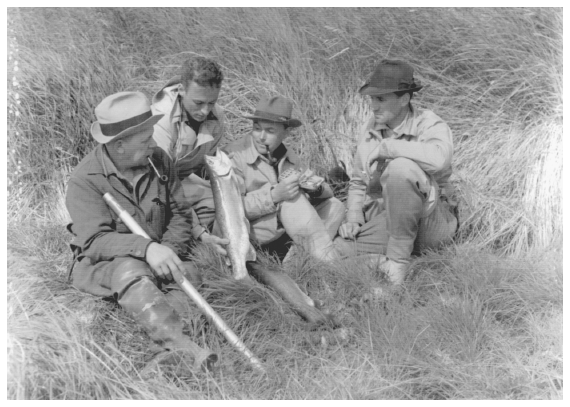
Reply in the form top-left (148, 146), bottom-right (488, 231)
top-left (243, 96), bottom-right (302, 128)
top-left (359, 59), bottom-right (423, 96)
top-left (91, 91), bottom-right (164, 144)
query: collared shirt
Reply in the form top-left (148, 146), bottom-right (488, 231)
top-left (66, 145), bottom-right (202, 264)
top-left (151, 83), bottom-right (225, 180)
top-left (346, 106), bottom-right (453, 225)
top-left (223, 134), bottom-right (334, 244)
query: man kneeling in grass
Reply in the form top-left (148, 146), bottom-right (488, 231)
top-left (224, 96), bottom-right (345, 261)
top-left (334, 60), bottom-right (458, 285)
top-left (65, 91), bottom-right (228, 372)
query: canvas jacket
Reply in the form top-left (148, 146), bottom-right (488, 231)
top-left (66, 145), bottom-right (204, 265)
top-left (224, 133), bottom-right (333, 244)
top-left (347, 106), bottom-right (453, 225)
top-left (151, 80), bottom-right (225, 179)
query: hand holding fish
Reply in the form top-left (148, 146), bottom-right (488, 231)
top-left (199, 232), bottom-right (229, 256)
top-left (145, 242), bottom-right (185, 281)
top-left (271, 172), bottom-right (301, 203)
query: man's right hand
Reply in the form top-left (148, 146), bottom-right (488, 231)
top-left (338, 222), bottom-right (361, 240)
top-left (145, 242), bottom-right (184, 281)
top-left (271, 173), bottom-right (301, 203)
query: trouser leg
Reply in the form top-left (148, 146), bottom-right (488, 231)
top-left (314, 197), bottom-right (346, 239)
top-left (380, 157), bottom-right (427, 262)
top-left (71, 257), bottom-right (216, 370)
top-left (162, 261), bottom-right (203, 320)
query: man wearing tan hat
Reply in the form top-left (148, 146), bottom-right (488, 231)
top-left (224, 95), bottom-right (344, 261)
top-left (66, 91), bottom-right (228, 372)
top-left (151, 56), bottom-right (225, 231)
top-left (334, 60), bottom-right (458, 286)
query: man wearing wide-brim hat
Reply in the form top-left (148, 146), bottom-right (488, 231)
top-left (223, 95), bottom-right (345, 261)
top-left (65, 91), bottom-right (228, 373)
top-left (334, 59), bottom-right (458, 286)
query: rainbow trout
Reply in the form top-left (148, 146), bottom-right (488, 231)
top-left (205, 149), bottom-right (256, 280)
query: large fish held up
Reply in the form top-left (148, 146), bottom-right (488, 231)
top-left (205, 149), bottom-right (336, 327)
top-left (205, 149), bottom-right (256, 281)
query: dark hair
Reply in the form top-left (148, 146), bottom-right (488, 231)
top-left (180, 57), bottom-right (224, 89)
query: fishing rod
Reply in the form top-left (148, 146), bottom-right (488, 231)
top-left (103, 192), bottom-right (266, 374)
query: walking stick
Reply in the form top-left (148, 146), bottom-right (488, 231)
top-left (103, 192), bottom-right (266, 374)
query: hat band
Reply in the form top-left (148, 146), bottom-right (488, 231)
top-left (99, 110), bottom-right (152, 137)
top-left (252, 110), bottom-right (291, 123)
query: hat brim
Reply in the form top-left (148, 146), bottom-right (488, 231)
top-left (243, 114), bottom-right (302, 128)
top-left (359, 85), bottom-right (423, 96)
top-left (91, 113), bottom-right (164, 144)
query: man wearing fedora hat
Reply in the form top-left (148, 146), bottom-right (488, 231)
top-left (224, 95), bottom-right (345, 259)
top-left (66, 91), bottom-right (228, 371)
top-left (334, 60), bottom-right (458, 285)
top-left (151, 56), bottom-right (225, 232)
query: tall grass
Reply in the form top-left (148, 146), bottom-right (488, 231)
top-left (8, 7), bottom-right (562, 253)
top-left (7, 7), bottom-right (562, 399)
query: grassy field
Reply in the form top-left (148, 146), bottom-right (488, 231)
top-left (7, 7), bottom-right (563, 399)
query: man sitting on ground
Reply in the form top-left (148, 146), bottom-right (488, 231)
top-left (334, 60), bottom-right (458, 285)
top-left (224, 95), bottom-right (345, 261)
top-left (151, 56), bottom-right (225, 232)
top-left (66, 91), bottom-right (228, 371)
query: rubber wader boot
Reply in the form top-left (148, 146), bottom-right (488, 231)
top-left (119, 276), bottom-right (218, 371)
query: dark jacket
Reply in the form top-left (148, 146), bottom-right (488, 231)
top-left (66, 145), bottom-right (200, 265)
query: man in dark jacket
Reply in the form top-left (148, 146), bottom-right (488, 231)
top-left (66, 91), bottom-right (228, 371)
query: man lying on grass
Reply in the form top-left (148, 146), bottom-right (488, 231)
top-left (224, 96), bottom-right (345, 261)
top-left (151, 56), bottom-right (225, 232)
top-left (65, 91), bottom-right (228, 372)
top-left (334, 60), bottom-right (458, 285)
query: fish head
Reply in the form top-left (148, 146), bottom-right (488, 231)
top-left (205, 149), bottom-right (233, 177)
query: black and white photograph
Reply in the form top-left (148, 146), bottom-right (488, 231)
top-left (6, 6), bottom-right (563, 400)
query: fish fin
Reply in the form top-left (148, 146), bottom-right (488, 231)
top-left (246, 243), bottom-right (257, 262)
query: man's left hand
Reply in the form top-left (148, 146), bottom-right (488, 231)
top-left (200, 232), bottom-right (229, 256)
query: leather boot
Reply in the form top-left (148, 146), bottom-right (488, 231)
top-left (118, 276), bottom-right (217, 371)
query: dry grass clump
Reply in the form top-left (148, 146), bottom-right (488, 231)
top-left (7, 7), bottom-right (562, 400)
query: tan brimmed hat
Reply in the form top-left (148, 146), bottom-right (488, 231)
top-left (90, 91), bottom-right (164, 144)
top-left (359, 60), bottom-right (423, 96)
top-left (243, 96), bottom-right (302, 128)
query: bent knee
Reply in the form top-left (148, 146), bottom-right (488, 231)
top-left (383, 158), bottom-right (427, 184)
top-left (110, 257), bottom-right (155, 294)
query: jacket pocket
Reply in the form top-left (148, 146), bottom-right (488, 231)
top-left (149, 197), bottom-right (166, 239)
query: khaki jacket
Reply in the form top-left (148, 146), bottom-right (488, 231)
top-left (224, 134), bottom-right (333, 244)
top-left (347, 107), bottom-right (453, 225)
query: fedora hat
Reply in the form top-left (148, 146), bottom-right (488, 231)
top-left (243, 96), bottom-right (302, 128)
top-left (91, 91), bottom-right (164, 144)
top-left (359, 60), bottom-right (423, 96)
